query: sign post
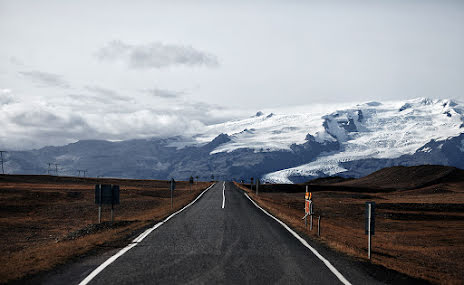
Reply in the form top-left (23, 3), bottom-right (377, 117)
top-left (170, 178), bottom-right (176, 209)
top-left (365, 201), bottom-right (376, 260)
top-left (310, 202), bottom-right (313, 230)
top-left (111, 185), bottom-right (119, 223)
top-left (189, 176), bottom-right (194, 191)
top-left (95, 184), bottom-right (120, 223)
top-left (303, 186), bottom-right (313, 229)
top-left (250, 177), bottom-right (254, 192)
top-left (256, 178), bottom-right (259, 196)
top-left (97, 185), bottom-right (102, 223)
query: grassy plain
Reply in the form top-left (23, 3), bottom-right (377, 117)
top-left (236, 166), bottom-right (464, 284)
top-left (0, 174), bottom-right (212, 283)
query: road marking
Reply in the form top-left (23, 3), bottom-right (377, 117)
top-left (222, 181), bottom-right (226, 209)
top-left (243, 193), bottom-right (352, 285)
top-left (78, 183), bottom-right (216, 285)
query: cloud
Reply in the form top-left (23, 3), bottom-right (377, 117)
top-left (19, 71), bottom-right (70, 89)
top-left (85, 85), bottom-right (132, 101)
top-left (0, 89), bottom-right (14, 105)
top-left (0, 90), bottom-right (243, 150)
top-left (9, 57), bottom-right (24, 66)
top-left (96, 40), bottom-right (219, 69)
top-left (142, 88), bottom-right (183, 99)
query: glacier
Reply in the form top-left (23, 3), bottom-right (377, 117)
top-left (2, 98), bottom-right (463, 183)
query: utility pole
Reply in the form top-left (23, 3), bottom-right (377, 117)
top-left (83, 170), bottom-right (88, 177)
top-left (47, 163), bottom-right (52, 175)
top-left (54, 164), bottom-right (59, 176)
top-left (0, 151), bottom-right (7, 174)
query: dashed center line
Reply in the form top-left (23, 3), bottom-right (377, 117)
top-left (222, 181), bottom-right (226, 209)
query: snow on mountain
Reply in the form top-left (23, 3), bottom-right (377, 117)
top-left (2, 98), bottom-right (463, 183)
top-left (194, 105), bottom-right (344, 154)
top-left (263, 98), bottom-right (464, 183)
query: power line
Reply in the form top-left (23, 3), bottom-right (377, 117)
top-left (77, 169), bottom-right (88, 177)
top-left (54, 163), bottom-right (59, 176)
top-left (0, 151), bottom-right (7, 174)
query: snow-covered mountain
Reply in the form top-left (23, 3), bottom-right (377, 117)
top-left (3, 98), bottom-right (464, 183)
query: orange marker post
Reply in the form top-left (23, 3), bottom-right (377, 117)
top-left (303, 186), bottom-right (312, 228)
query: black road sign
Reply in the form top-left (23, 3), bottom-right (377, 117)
top-left (170, 178), bottom-right (176, 191)
top-left (365, 202), bottom-right (375, 235)
top-left (95, 184), bottom-right (120, 205)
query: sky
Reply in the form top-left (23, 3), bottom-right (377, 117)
top-left (1, 0), bottom-right (463, 150)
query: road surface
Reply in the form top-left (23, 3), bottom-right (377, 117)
top-left (41, 182), bottom-right (401, 284)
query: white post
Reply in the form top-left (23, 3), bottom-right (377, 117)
top-left (368, 203), bottom-right (372, 260)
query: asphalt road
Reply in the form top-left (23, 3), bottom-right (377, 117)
top-left (41, 182), bottom-right (398, 285)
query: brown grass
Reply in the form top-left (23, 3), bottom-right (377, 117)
top-left (0, 174), bottom-right (212, 283)
top-left (235, 181), bottom-right (464, 285)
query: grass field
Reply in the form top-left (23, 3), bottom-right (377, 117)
top-left (236, 166), bottom-right (464, 284)
top-left (0, 174), bottom-right (212, 283)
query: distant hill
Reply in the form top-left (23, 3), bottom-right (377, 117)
top-left (329, 165), bottom-right (464, 190)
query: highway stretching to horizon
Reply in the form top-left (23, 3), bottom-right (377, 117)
top-left (41, 182), bottom-right (398, 284)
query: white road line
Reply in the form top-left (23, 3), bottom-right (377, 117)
top-left (222, 181), bottom-right (226, 209)
top-left (243, 193), bottom-right (352, 285)
top-left (78, 183), bottom-right (216, 285)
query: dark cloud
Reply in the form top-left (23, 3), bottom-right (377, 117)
top-left (142, 88), bottom-right (183, 99)
top-left (19, 71), bottom-right (70, 89)
top-left (96, 40), bottom-right (219, 69)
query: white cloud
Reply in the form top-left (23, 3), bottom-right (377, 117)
top-left (142, 88), bottom-right (183, 99)
top-left (19, 71), bottom-right (71, 89)
top-left (96, 40), bottom-right (219, 69)
top-left (85, 85), bottom-right (132, 102)
top-left (0, 89), bottom-right (244, 150)
top-left (0, 89), bottom-right (14, 105)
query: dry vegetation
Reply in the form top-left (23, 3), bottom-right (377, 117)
top-left (236, 166), bottom-right (464, 284)
top-left (0, 174), bottom-right (212, 283)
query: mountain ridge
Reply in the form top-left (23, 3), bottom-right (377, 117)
top-left (2, 98), bottom-right (463, 183)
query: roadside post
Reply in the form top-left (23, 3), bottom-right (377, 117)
top-left (365, 201), bottom-right (376, 260)
top-left (189, 176), bottom-right (194, 191)
top-left (97, 185), bottom-right (102, 223)
top-left (250, 177), bottom-right (254, 192)
top-left (256, 178), bottom-right (260, 196)
top-left (95, 184), bottom-right (120, 223)
top-left (309, 193), bottom-right (313, 230)
top-left (170, 178), bottom-right (176, 209)
top-left (302, 186), bottom-right (312, 229)
top-left (310, 200), bottom-right (314, 230)
top-left (318, 215), bottom-right (321, 237)
top-left (111, 185), bottom-right (119, 223)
